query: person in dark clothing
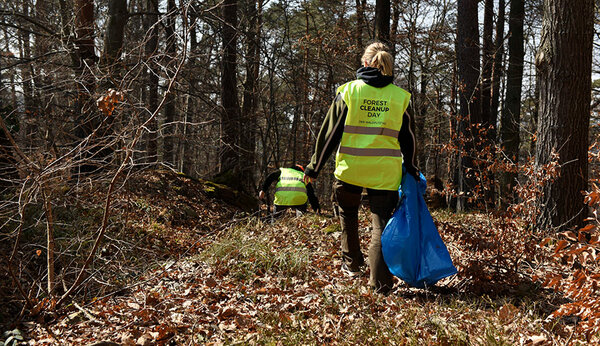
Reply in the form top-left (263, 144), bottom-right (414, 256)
top-left (259, 164), bottom-right (320, 216)
top-left (303, 42), bottom-right (419, 294)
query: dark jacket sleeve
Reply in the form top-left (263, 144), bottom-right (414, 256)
top-left (305, 183), bottom-right (320, 211)
top-left (261, 170), bottom-right (281, 192)
top-left (399, 110), bottom-right (418, 176)
top-left (305, 93), bottom-right (348, 178)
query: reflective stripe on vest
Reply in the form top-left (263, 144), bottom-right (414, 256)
top-left (274, 168), bottom-right (308, 206)
top-left (334, 80), bottom-right (411, 191)
top-left (338, 147), bottom-right (402, 157)
top-left (275, 186), bottom-right (307, 193)
top-left (343, 125), bottom-right (399, 138)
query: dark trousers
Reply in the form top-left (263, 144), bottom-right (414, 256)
top-left (334, 180), bottom-right (398, 292)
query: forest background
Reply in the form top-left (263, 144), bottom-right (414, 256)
top-left (1, 0), bottom-right (600, 342)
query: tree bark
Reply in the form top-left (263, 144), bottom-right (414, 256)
top-left (374, 0), bottom-right (390, 44)
top-left (182, 11), bottom-right (198, 176)
top-left (163, 0), bottom-right (177, 166)
top-left (499, 0), bottom-right (524, 208)
top-left (144, 0), bottom-right (159, 163)
top-left (219, 0), bottom-right (240, 175)
top-left (390, 0), bottom-right (400, 57)
top-left (535, 0), bottom-right (593, 231)
top-left (73, 0), bottom-right (100, 174)
top-left (240, 0), bottom-right (262, 191)
top-left (481, 0), bottom-right (494, 126)
top-left (102, 0), bottom-right (128, 68)
top-left (455, 0), bottom-right (481, 211)
top-left (490, 0), bottom-right (505, 142)
top-left (356, 0), bottom-right (365, 67)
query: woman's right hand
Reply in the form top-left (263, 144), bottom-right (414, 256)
top-left (259, 190), bottom-right (265, 200)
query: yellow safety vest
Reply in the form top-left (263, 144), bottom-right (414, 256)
top-left (334, 80), bottom-right (411, 191)
top-left (273, 168), bottom-right (308, 206)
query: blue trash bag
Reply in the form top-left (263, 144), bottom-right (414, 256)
top-left (381, 170), bottom-right (457, 288)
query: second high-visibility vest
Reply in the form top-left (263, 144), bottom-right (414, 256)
top-left (274, 168), bottom-right (308, 206)
top-left (334, 79), bottom-right (411, 191)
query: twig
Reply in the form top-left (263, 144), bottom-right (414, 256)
top-left (73, 302), bottom-right (101, 324)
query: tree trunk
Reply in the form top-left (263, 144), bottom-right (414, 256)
top-left (480, 0), bottom-right (496, 208)
top-left (144, 0), bottom-right (159, 163)
top-left (374, 0), bottom-right (390, 44)
top-left (490, 0), bottom-right (505, 142)
top-left (19, 0), bottom-right (34, 116)
top-left (481, 0), bottom-right (494, 125)
top-left (74, 0), bottom-right (97, 120)
top-left (356, 0), bottom-right (365, 66)
top-left (219, 0), bottom-right (240, 177)
top-left (390, 0), bottom-right (400, 57)
top-left (101, 0), bottom-right (128, 68)
top-left (163, 0), bottom-right (177, 166)
top-left (499, 0), bottom-right (524, 208)
top-left (182, 11), bottom-right (198, 176)
top-left (455, 0), bottom-right (481, 211)
top-left (240, 0), bottom-right (262, 191)
top-left (19, 0), bottom-right (35, 151)
top-left (535, 0), bottom-right (593, 231)
top-left (73, 0), bottom-right (99, 174)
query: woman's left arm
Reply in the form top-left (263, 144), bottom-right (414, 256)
top-left (399, 111), bottom-right (418, 177)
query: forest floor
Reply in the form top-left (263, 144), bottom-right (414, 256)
top-left (2, 169), bottom-right (589, 345)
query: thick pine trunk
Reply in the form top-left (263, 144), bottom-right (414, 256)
top-left (455, 0), bottom-right (481, 211)
top-left (535, 0), bottom-right (593, 231)
top-left (499, 0), bottom-right (524, 208)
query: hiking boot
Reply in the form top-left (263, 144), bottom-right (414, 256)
top-left (341, 262), bottom-right (362, 277)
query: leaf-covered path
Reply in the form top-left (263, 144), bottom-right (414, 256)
top-left (26, 215), bottom-right (568, 344)
top-left (14, 170), bottom-right (577, 344)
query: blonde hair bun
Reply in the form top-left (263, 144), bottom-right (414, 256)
top-left (362, 42), bottom-right (393, 76)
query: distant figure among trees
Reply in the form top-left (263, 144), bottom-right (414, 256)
top-left (259, 164), bottom-right (320, 217)
top-left (304, 42), bottom-right (419, 294)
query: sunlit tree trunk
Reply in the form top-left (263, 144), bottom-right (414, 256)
top-left (535, 0), bottom-right (593, 231)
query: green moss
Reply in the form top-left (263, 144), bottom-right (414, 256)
top-left (323, 223), bottom-right (341, 234)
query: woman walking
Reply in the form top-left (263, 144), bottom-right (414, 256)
top-left (304, 42), bottom-right (418, 294)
